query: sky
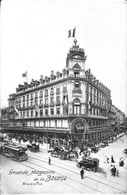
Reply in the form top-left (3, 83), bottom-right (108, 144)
top-left (1, 0), bottom-right (127, 115)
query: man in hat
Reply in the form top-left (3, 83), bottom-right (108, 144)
top-left (80, 168), bottom-right (84, 179)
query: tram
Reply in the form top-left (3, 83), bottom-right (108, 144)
top-left (2, 142), bottom-right (28, 162)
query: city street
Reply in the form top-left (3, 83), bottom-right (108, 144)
top-left (1, 134), bottom-right (127, 194)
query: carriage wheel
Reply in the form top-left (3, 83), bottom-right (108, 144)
top-left (60, 155), bottom-right (64, 160)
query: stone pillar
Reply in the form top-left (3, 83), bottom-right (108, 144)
top-left (81, 103), bottom-right (86, 114)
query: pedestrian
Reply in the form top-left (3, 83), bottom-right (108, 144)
top-left (119, 158), bottom-right (124, 167)
top-left (111, 165), bottom-right (113, 176)
top-left (111, 155), bottom-right (115, 163)
top-left (48, 157), bottom-right (51, 165)
top-left (80, 168), bottom-right (84, 179)
top-left (107, 157), bottom-right (109, 163)
top-left (113, 165), bottom-right (116, 177)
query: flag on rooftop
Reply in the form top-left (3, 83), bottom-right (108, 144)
top-left (22, 71), bottom-right (27, 78)
top-left (68, 28), bottom-right (76, 38)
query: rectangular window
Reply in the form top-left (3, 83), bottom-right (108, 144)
top-left (62, 120), bottom-right (68, 128)
top-left (63, 85), bottom-right (67, 92)
top-left (51, 97), bottom-right (54, 103)
top-left (27, 95), bottom-right (29, 100)
top-left (40, 121), bottom-right (44, 127)
top-left (57, 120), bottom-right (61, 127)
top-left (50, 120), bottom-right (55, 127)
top-left (86, 84), bottom-right (89, 92)
top-left (75, 82), bottom-right (80, 90)
top-left (45, 89), bottom-right (48, 96)
top-left (36, 121), bottom-right (40, 127)
top-left (35, 91), bottom-right (38, 98)
top-left (40, 109), bottom-right (43, 116)
top-left (93, 108), bottom-right (95, 115)
top-left (56, 96), bottom-right (60, 102)
top-left (51, 108), bottom-right (54, 115)
top-left (31, 101), bottom-right (33, 106)
top-left (23, 111), bottom-right (25, 117)
top-left (50, 87), bottom-right (54, 95)
top-left (56, 107), bottom-right (60, 115)
top-left (45, 108), bottom-right (48, 115)
top-left (74, 106), bottom-right (80, 114)
top-left (86, 94), bottom-right (89, 102)
top-left (56, 87), bottom-right (60, 94)
top-left (23, 96), bottom-right (25, 102)
top-left (40, 99), bottom-right (43, 105)
top-left (45, 98), bottom-right (48, 104)
top-left (90, 95), bottom-right (92, 102)
top-left (31, 110), bottom-right (33, 117)
top-left (90, 86), bottom-right (92, 94)
top-left (27, 101), bottom-right (29, 107)
top-left (35, 98), bottom-right (38, 104)
top-left (89, 120), bottom-right (91, 127)
top-left (40, 90), bottom-right (43, 98)
top-left (19, 97), bottom-right (21, 103)
top-left (35, 111), bottom-right (38, 117)
top-left (31, 93), bottom-right (33, 99)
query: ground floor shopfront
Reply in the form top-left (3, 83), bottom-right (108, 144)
top-left (1, 117), bottom-right (115, 149)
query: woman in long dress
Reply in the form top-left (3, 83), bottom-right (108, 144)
top-left (111, 155), bottom-right (115, 163)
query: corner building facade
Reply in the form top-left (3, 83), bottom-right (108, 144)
top-left (8, 41), bottom-right (112, 148)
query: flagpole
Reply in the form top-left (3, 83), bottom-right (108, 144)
top-left (26, 72), bottom-right (28, 83)
top-left (74, 26), bottom-right (77, 45)
top-left (74, 26), bottom-right (76, 39)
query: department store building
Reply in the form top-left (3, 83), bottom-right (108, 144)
top-left (7, 40), bottom-right (112, 147)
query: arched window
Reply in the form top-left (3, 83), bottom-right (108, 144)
top-left (73, 63), bottom-right (81, 70)
top-left (73, 98), bottom-right (81, 114)
top-left (73, 63), bottom-right (81, 77)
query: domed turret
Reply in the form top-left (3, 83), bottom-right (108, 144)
top-left (66, 39), bottom-right (87, 76)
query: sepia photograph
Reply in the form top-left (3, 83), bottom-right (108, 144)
top-left (0, 0), bottom-right (127, 194)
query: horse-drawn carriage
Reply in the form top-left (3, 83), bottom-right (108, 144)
top-left (51, 146), bottom-right (68, 159)
top-left (51, 146), bottom-right (77, 160)
top-left (77, 157), bottom-right (99, 172)
top-left (101, 141), bottom-right (108, 148)
top-left (27, 143), bottom-right (39, 152)
top-left (91, 146), bottom-right (99, 153)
